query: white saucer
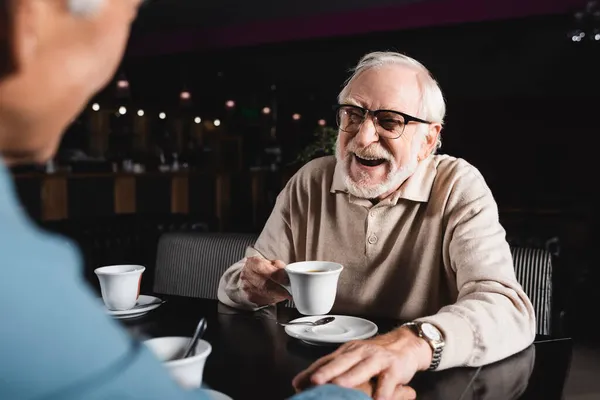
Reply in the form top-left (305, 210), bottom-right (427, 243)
top-left (204, 389), bottom-right (233, 400)
top-left (284, 315), bottom-right (378, 345)
top-left (102, 295), bottom-right (164, 319)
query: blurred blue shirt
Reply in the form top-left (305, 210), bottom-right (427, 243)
top-left (0, 161), bottom-right (368, 400)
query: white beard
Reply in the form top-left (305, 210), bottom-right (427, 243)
top-left (335, 134), bottom-right (421, 199)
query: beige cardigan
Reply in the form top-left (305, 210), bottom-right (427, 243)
top-left (218, 154), bottom-right (536, 370)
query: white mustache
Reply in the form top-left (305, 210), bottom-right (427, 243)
top-left (346, 142), bottom-right (393, 162)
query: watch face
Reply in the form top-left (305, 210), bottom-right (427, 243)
top-left (421, 323), bottom-right (442, 341)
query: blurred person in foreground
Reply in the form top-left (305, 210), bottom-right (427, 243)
top-left (0, 1), bottom-right (374, 399)
top-left (218, 51), bottom-right (536, 398)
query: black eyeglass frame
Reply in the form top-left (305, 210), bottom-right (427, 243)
top-left (334, 104), bottom-right (431, 139)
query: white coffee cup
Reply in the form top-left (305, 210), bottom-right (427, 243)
top-left (281, 261), bottom-right (343, 315)
top-left (144, 336), bottom-right (212, 389)
top-left (94, 264), bottom-right (145, 311)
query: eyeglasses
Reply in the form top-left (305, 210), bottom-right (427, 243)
top-left (334, 104), bottom-right (431, 139)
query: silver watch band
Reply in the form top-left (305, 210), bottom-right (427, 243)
top-left (428, 344), bottom-right (443, 370)
top-left (401, 322), bottom-right (444, 371)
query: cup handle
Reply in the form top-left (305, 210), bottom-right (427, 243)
top-left (274, 270), bottom-right (292, 296)
top-left (278, 282), bottom-right (292, 295)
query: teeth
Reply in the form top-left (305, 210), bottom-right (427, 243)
top-left (356, 155), bottom-right (383, 161)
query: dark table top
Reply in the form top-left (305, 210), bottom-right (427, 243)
top-left (120, 295), bottom-right (573, 400)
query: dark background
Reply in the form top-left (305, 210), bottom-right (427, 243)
top-left (89, 0), bottom-right (598, 210)
top-left (12, 0), bottom-right (600, 340)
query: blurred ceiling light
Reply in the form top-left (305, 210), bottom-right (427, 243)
top-left (92, 103), bottom-right (100, 111)
top-left (214, 119), bottom-right (221, 127)
top-left (292, 113), bottom-right (301, 120)
top-left (118, 106), bottom-right (127, 115)
top-left (159, 112), bottom-right (166, 120)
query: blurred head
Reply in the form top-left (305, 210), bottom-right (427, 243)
top-left (0, 0), bottom-right (142, 165)
top-left (335, 51), bottom-right (445, 200)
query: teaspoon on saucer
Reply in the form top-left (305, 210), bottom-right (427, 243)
top-left (276, 316), bottom-right (335, 327)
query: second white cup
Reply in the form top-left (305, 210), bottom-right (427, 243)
top-left (281, 261), bottom-right (343, 315)
top-left (144, 336), bottom-right (212, 390)
top-left (94, 264), bottom-right (145, 311)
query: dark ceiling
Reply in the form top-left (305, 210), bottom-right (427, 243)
top-left (133, 0), bottom-right (426, 32)
top-left (128, 0), bottom-right (588, 57)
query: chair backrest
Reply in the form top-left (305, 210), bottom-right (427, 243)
top-left (154, 234), bottom-right (553, 329)
top-left (153, 232), bottom-right (258, 299)
top-left (510, 246), bottom-right (553, 336)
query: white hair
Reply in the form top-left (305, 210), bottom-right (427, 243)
top-left (68, 0), bottom-right (104, 17)
top-left (338, 51), bottom-right (446, 153)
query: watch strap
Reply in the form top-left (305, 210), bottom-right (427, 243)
top-left (402, 322), bottom-right (444, 371)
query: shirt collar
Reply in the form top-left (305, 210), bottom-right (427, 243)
top-left (330, 156), bottom-right (438, 205)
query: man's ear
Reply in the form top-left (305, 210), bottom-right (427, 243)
top-left (418, 123), bottom-right (442, 160)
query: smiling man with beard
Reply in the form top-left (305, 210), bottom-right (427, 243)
top-left (218, 51), bottom-right (536, 399)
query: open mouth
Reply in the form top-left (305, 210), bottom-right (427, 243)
top-left (354, 154), bottom-right (387, 167)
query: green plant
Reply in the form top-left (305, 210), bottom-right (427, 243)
top-left (294, 127), bottom-right (338, 165)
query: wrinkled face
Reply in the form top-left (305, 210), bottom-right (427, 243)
top-left (0, 0), bottom-right (142, 164)
top-left (335, 64), bottom-right (435, 200)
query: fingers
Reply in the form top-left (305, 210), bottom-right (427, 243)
top-left (246, 258), bottom-right (288, 283)
top-left (247, 257), bottom-right (280, 276)
top-left (292, 354), bottom-right (336, 391)
top-left (271, 263), bottom-right (289, 285)
top-left (293, 337), bottom-right (419, 400)
top-left (391, 385), bottom-right (416, 400)
top-left (263, 279), bottom-right (292, 300)
top-left (374, 370), bottom-right (399, 400)
top-left (331, 355), bottom-right (385, 388)
top-left (353, 380), bottom-right (376, 398)
top-left (312, 351), bottom-right (369, 386)
top-left (243, 278), bottom-right (290, 305)
top-left (240, 257), bottom-right (290, 305)
top-left (293, 343), bottom-right (366, 389)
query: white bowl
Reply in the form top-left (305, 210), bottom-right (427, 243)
top-left (144, 336), bottom-right (212, 389)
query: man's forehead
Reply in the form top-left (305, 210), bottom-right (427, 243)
top-left (345, 67), bottom-right (421, 113)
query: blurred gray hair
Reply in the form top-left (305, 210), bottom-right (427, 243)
top-left (68, 0), bottom-right (104, 16)
top-left (338, 51), bottom-right (446, 153)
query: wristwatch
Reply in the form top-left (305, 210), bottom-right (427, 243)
top-left (401, 321), bottom-right (445, 371)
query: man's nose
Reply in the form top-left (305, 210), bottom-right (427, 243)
top-left (353, 117), bottom-right (379, 148)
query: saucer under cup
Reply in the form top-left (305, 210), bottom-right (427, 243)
top-left (104, 294), bottom-right (163, 319)
top-left (284, 315), bottom-right (378, 345)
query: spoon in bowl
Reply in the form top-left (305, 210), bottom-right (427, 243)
top-left (181, 317), bottom-right (208, 359)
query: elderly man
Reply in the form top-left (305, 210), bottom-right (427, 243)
top-left (218, 51), bottom-right (536, 398)
top-left (0, 1), bottom-right (371, 399)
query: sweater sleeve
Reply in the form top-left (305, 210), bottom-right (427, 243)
top-left (218, 184), bottom-right (295, 310)
top-left (416, 167), bottom-right (536, 369)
